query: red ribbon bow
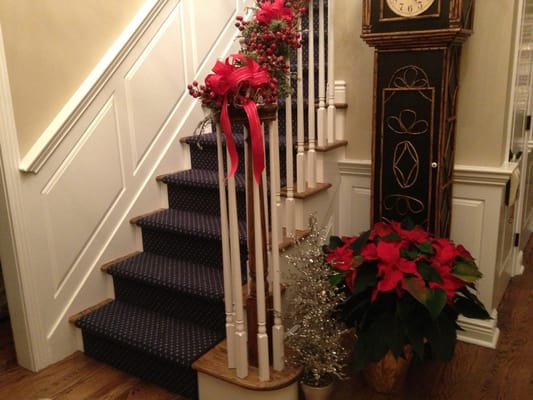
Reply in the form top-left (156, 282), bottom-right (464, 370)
top-left (205, 54), bottom-right (272, 184)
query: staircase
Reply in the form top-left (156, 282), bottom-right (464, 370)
top-left (71, 2), bottom-right (341, 399)
top-left (73, 130), bottom-right (255, 400)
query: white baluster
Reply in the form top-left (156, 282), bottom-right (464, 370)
top-left (269, 119), bottom-right (284, 371)
top-left (317, 0), bottom-right (326, 147)
top-left (326, 0), bottom-right (336, 144)
top-left (226, 127), bottom-right (248, 379)
top-left (307, 1), bottom-right (317, 188)
top-left (285, 77), bottom-right (296, 237)
top-left (253, 177), bottom-right (270, 381)
top-left (215, 124), bottom-right (235, 369)
top-left (296, 20), bottom-right (306, 194)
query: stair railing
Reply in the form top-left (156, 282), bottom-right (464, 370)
top-left (218, 0), bottom-right (336, 381)
top-left (283, 0), bottom-right (336, 236)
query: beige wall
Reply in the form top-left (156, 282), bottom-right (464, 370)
top-left (0, 0), bottom-right (146, 156)
top-left (334, 0), bottom-right (516, 167)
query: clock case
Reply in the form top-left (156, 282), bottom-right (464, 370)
top-left (362, 0), bottom-right (474, 237)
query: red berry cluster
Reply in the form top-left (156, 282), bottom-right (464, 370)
top-left (188, 0), bottom-right (307, 112)
top-left (187, 80), bottom-right (220, 110)
top-left (236, 1), bottom-right (306, 97)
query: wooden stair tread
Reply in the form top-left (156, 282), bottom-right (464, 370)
top-left (192, 340), bottom-right (302, 391)
top-left (281, 182), bottom-right (331, 199)
top-left (68, 299), bottom-right (113, 324)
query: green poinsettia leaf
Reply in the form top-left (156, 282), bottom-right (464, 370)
top-left (403, 278), bottom-right (446, 320)
top-left (349, 229), bottom-right (370, 254)
top-left (402, 277), bottom-right (428, 304)
top-left (402, 247), bottom-right (419, 260)
top-left (353, 313), bottom-right (396, 370)
top-left (416, 262), bottom-right (443, 283)
top-left (452, 259), bottom-right (482, 283)
top-left (381, 231), bottom-right (401, 242)
top-left (327, 235), bottom-right (344, 249)
top-left (426, 309), bottom-right (458, 361)
top-left (352, 262), bottom-right (378, 295)
top-left (454, 287), bottom-right (491, 319)
top-left (397, 299), bottom-right (427, 361)
top-left (329, 271), bottom-right (344, 287)
top-left (425, 288), bottom-right (447, 320)
top-left (415, 241), bottom-right (434, 255)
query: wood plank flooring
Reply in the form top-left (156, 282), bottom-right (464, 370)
top-left (0, 237), bottom-right (532, 399)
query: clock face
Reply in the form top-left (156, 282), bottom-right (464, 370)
top-left (385, 0), bottom-right (436, 17)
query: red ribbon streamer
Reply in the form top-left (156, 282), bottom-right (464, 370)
top-left (205, 54), bottom-right (271, 184)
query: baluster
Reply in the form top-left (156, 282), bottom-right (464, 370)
top-left (224, 127), bottom-right (248, 379)
top-left (326, 0), bottom-right (336, 144)
top-left (253, 175), bottom-right (270, 381)
top-left (296, 19), bottom-right (306, 194)
top-left (269, 119), bottom-right (284, 371)
top-left (317, 0), bottom-right (326, 147)
top-left (307, 1), bottom-right (317, 188)
top-left (285, 74), bottom-right (296, 237)
top-left (215, 124), bottom-right (235, 369)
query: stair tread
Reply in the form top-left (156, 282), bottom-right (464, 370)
top-left (161, 168), bottom-right (246, 190)
top-left (135, 208), bottom-right (247, 241)
top-left (183, 132), bottom-right (287, 147)
top-left (106, 252), bottom-right (225, 300)
top-left (75, 300), bottom-right (223, 367)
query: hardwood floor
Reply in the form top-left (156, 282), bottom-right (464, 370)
top-left (0, 237), bottom-right (531, 399)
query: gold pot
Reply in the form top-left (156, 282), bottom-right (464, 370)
top-left (362, 345), bottom-right (413, 393)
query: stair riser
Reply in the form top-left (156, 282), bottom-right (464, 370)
top-left (189, 140), bottom-right (288, 179)
top-left (81, 332), bottom-right (199, 399)
top-left (166, 184), bottom-right (246, 220)
top-left (113, 278), bottom-right (225, 332)
top-left (140, 228), bottom-right (247, 273)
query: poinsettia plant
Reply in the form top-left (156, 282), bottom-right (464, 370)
top-left (325, 219), bottom-right (491, 371)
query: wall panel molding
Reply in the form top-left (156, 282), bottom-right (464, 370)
top-left (1, 0), bottom-right (248, 370)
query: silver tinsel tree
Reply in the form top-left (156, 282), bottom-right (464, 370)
top-left (285, 216), bottom-right (350, 387)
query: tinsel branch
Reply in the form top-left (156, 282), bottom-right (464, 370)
top-left (285, 215), bottom-right (350, 387)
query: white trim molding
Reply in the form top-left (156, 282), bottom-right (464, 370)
top-left (0, 25), bottom-right (50, 371)
top-left (1, 0), bottom-right (247, 370)
top-left (338, 159), bottom-right (519, 349)
top-left (19, 0), bottom-right (163, 174)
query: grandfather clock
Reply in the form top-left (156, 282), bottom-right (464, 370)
top-left (362, 0), bottom-right (474, 237)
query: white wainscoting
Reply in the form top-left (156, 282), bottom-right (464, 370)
top-left (0, 0), bottom-right (249, 370)
top-left (338, 159), bottom-right (520, 349)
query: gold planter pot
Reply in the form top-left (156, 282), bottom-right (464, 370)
top-left (362, 345), bottom-right (413, 393)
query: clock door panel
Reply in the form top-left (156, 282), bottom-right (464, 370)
top-left (372, 48), bottom-right (451, 234)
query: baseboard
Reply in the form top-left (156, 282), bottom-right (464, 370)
top-left (456, 309), bottom-right (500, 349)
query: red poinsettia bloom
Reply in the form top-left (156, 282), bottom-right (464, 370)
top-left (430, 274), bottom-right (465, 303)
top-left (368, 221), bottom-right (394, 240)
top-left (256, 0), bottom-right (294, 24)
top-left (432, 238), bottom-right (457, 269)
top-left (371, 241), bottom-right (419, 300)
top-left (325, 240), bottom-right (354, 271)
top-left (455, 244), bottom-right (473, 259)
top-left (394, 222), bottom-right (431, 243)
